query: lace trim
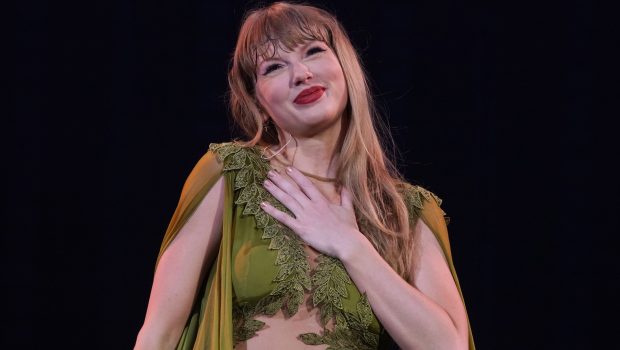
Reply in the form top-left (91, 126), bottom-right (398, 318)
top-left (299, 294), bottom-right (379, 349)
top-left (232, 302), bottom-right (265, 342)
top-left (209, 142), bottom-right (447, 347)
top-left (210, 143), bottom-right (313, 345)
top-left (399, 182), bottom-right (450, 225)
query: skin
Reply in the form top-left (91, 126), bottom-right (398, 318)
top-left (135, 176), bottom-right (225, 349)
top-left (255, 40), bottom-right (348, 140)
top-left (255, 41), bottom-right (470, 349)
top-left (260, 169), bottom-right (469, 350)
top-left (255, 40), bottom-right (347, 181)
top-left (135, 39), bottom-right (469, 350)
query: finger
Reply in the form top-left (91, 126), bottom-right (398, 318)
top-left (266, 169), bottom-right (311, 206)
top-left (340, 186), bottom-right (354, 210)
top-left (263, 179), bottom-right (303, 214)
top-left (285, 167), bottom-right (327, 202)
top-left (260, 201), bottom-right (298, 230)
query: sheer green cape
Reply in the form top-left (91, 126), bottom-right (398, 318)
top-left (154, 145), bottom-right (476, 349)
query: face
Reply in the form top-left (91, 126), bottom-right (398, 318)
top-left (255, 40), bottom-right (348, 138)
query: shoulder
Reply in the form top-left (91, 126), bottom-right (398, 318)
top-left (398, 181), bottom-right (456, 264)
top-left (208, 141), bottom-right (268, 172)
top-left (208, 141), bottom-right (246, 163)
top-left (181, 141), bottom-right (251, 185)
top-left (396, 182), bottom-right (449, 225)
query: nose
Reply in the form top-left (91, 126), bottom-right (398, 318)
top-left (292, 63), bottom-right (313, 86)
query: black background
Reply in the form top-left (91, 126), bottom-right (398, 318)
top-left (9, 0), bottom-right (607, 349)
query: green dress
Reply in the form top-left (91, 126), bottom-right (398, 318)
top-left (155, 142), bottom-right (476, 349)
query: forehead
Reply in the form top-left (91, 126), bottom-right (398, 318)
top-left (246, 23), bottom-right (330, 65)
top-left (254, 39), bottom-right (321, 65)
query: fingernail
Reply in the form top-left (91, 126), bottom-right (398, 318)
top-left (260, 201), bottom-right (267, 208)
top-left (264, 179), bottom-right (271, 187)
top-left (268, 170), bottom-right (277, 178)
top-left (286, 167), bottom-right (293, 173)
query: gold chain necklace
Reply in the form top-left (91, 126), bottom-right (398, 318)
top-left (264, 148), bottom-right (338, 183)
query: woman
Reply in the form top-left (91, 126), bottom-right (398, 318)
top-left (135, 2), bottom-right (475, 349)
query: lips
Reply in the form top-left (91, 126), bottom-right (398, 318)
top-left (294, 86), bottom-right (326, 105)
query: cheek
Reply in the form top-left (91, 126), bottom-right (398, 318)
top-left (327, 64), bottom-right (348, 103)
top-left (323, 58), bottom-right (346, 91)
top-left (256, 83), bottom-right (277, 113)
top-left (257, 81), bottom-right (288, 113)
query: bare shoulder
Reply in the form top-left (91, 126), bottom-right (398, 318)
top-left (165, 174), bottom-right (225, 252)
top-left (410, 218), bottom-right (451, 283)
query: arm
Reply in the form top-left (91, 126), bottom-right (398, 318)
top-left (260, 167), bottom-right (469, 350)
top-left (134, 175), bottom-right (225, 350)
top-left (341, 218), bottom-right (469, 350)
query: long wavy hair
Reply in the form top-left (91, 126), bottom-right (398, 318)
top-left (228, 2), bottom-right (414, 280)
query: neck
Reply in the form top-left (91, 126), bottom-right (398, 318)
top-left (274, 118), bottom-right (346, 180)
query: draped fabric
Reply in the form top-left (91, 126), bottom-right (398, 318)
top-left (153, 144), bottom-right (476, 349)
top-left (156, 150), bottom-right (234, 349)
top-left (418, 194), bottom-right (476, 350)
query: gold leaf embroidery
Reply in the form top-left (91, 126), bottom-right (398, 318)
top-left (299, 295), bottom-right (379, 349)
top-left (209, 142), bottom-right (384, 348)
top-left (398, 182), bottom-right (449, 224)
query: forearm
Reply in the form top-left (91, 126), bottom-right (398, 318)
top-left (340, 234), bottom-right (464, 350)
top-left (134, 324), bottom-right (182, 350)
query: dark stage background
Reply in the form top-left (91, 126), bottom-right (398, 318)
top-left (9, 0), bottom-right (606, 349)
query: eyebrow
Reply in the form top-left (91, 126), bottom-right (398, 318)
top-left (257, 41), bottom-right (319, 67)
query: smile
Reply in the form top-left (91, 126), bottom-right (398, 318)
top-left (293, 86), bottom-right (326, 105)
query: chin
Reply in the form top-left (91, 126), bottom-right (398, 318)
top-left (302, 109), bottom-right (339, 125)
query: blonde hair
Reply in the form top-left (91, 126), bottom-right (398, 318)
top-left (228, 2), bottom-right (414, 279)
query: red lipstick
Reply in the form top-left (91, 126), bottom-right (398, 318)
top-left (294, 86), bottom-right (325, 105)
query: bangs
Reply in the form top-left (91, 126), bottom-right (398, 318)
top-left (238, 4), bottom-right (335, 73)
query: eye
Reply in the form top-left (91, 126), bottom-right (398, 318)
top-left (263, 63), bottom-right (283, 75)
top-left (307, 46), bottom-right (326, 56)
